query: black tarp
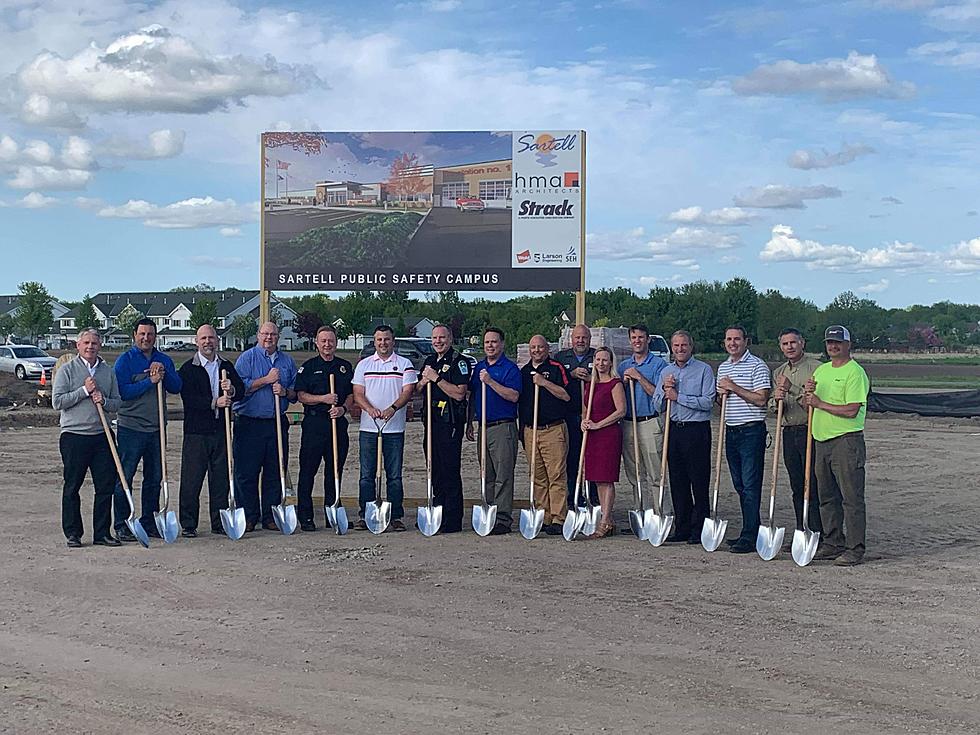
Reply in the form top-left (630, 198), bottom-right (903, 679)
top-left (868, 390), bottom-right (980, 418)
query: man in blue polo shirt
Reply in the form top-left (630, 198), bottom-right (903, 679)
top-left (233, 321), bottom-right (297, 532)
top-left (466, 326), bottom-right (522, 535)
top-left (618, 323), bottom-right (667, 528)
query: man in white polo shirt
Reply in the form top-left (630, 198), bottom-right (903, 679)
top-left (352, 324), bottom-right (418, 531)
top-left (716, 325), bottom-right (771, 554)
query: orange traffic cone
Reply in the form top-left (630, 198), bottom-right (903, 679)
top-left (40, 370), bottom-right (46, 386)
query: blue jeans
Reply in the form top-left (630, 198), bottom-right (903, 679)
top-left (113, 426), bottom-right (162, 534)
top-left (724, 421), bottom-right (766, 543)
top-left (358, 431), bottom-right (405, 520)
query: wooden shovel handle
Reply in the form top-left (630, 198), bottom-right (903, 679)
top-left (657, 399), bottom-right (672, 496)
top-left (768, 399), bottom-right (784, 501)
top-left (425, 381), bottom-right (433, 481)
top-left (273, 386), bottom-right (286, 492)
top-left (480, 380), bottom-right (487, 482)
top-left (802, 405), bottom-right (814, 502)
top-left (712, 393), bottom-right (728, 494)
top-left (330, 374), bottom-right (340, 483)
top-left (529, 382), bottom-right (540, 498)
top-left (573, 365), bottom-right (598, 501)
top-left (156, 380), bottom-right (169, 484)
top-left (96, 401), bottom-right (128, 490)
top-left (222, 370), bottom-right (234, 479)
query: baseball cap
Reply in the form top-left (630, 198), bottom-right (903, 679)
top-left (824, 325), bottom-right (851, 342)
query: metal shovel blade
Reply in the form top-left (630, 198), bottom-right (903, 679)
top-left (365, 501), bottom-right (391, 535)
top-left (579, 506), bottom-right (600, 536)
top-left (126, 518), bottom-right (151, 549)
top-left (791, 528), bottom-right (820, 567)
top-left (272, 504), bottom-right (298, 535)
top-left (417, 504), bottom-right (443, 537)
top-left (154, 509), bottom-right (180, 544)
top-left (628, 509), bottom-right (654, 541)
top-left (220, 507), bottom-right (246, 540)
top-left (756, 524), bottom-right (785, 561)
top-left (647, 513), bottom-right (674, 547)
top-left (562, 509), bottom-right (586, 541)
top-left (325, 504), bottom-right (349, 535)
top-left (519, 508), bottom-right (544, 540)
top-left (471, 503), bottom-right (496, 537)
top-left (701, 517), bottom-right (728, 552)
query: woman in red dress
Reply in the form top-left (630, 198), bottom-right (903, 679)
top-left (581, 346), bottom-right (626, 538)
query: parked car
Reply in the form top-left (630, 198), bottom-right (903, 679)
top-left (455, 197), bottom-right (485, 212)
top-left (163, 342), bottom-right (196, 352)
top-left (0, 344), bottom-right (57, 380)
top-left (650, 334), bottom-right (670, 361)
top-left (359, 337), bottom-right (437, 372)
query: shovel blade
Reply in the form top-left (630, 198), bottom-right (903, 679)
top-left (272, 504), bottom-right (298, 535)
top-left (562, 509), bottom-right (585, 541)
top-left (519, 508), bottom-right (545, 540)
top-left (628, 509), bottom-right (654, 541)
top-left (154, 510), bottom-right (180, 544)
top-left (701, 517), bottom-right (728, 552)
top-left (325, 504), bottom-right (349, 536)
top-left (417, 505), bottom-right (443, 537)
top-left (756, 525), bottom-right (785, 561)
top-left (578, 506), bottom-right (600, 536)
top-left (365, 501), bottom-right (391, 535)
top-left (220, 507), bottom-right (246, 540)
top-left (471, 504), bottom-right (496, 537)
top-left (127, 518), bottom-right (150, 549)
top-left (791, 528), bottom-right (820, 567)
top-left (647, 513), bottom-right (674, 547)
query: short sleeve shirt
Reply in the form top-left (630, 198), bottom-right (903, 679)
top-left (717, 350), bottom-right (771, 426)
top-left (469, 355), bottom-right (521, 422)
top-left (422, 349), bottom-right (470, 426)
top-left (812, 359), bottom-right (870, 441)
top-left (554, 347), bottom-right (595, 410)
top-left (519, 359), bottom-right (570, 426)
top-left (352, 352), bottom-right (418, 433)
top-left (618, 352), bottom-right (667, 419)
top-left (295, 354), bottom-right (354, 424)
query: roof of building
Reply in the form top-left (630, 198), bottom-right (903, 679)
top-left (61, 289), bottom-right (269, 319)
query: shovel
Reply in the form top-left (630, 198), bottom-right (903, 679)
top-left (365, 415), bottom-right (392, 535)
top-left (417, 382), bottom-right (443, 536)
top-left (219, 370), bottom-right (246, 540)
top-left (472, 381), bottom-right (497, 536)
top-left (792, 406), bottom-right (821, 567)
top-left (757, 399), bottom-right (786, 560)
top-left (271, 388), bottom-right (298, 535)
top-left (701, 393), bottom-right (729, 552)
top-left (95, 402), bottom-right (150, 548)
top-left (154, 381), bottom-right (180, 543)
top-left (563, 366), bottom-right (597, 541)
top-left (324, 373), bottom-right (349, 535)
top-left (625, 378), bottom-right (655, 540)
top-left (519, 382), bottom-right (545, 540)
top-left (647, 399), bottom-right (674, 547)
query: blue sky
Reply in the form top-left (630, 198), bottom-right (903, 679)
top-left (1, 0), bottom-right (979, 307)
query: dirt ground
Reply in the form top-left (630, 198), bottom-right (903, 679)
top-left (1, 409), bottom-right (979, 734)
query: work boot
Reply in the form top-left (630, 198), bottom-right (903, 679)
top-left (833, 549), bottom-right (865, 566)
top-left (813, 545), bottom-right (844, 561)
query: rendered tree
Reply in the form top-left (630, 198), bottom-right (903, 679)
top-left (190, 299), bottom-right (218, 330)
top-left (387, 153), bottom-right (428, 205)
top-left (14, 281), bottom-right (53, 342)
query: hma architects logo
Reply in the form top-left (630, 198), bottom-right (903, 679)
top-left (516, 133), bottom-right (577, 168)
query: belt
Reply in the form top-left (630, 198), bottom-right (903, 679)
top-left (485, 418), bottom-right (516, 427)
top-left (670, 420), bottom-right (710, 428)
top-left (536, 420), bottom-right (565, 430)
top-left (726, 421), bottom-right (765, 432)
top-left (783, 424), bottom-right (808, 431)
top-left (633, 414), bottom-right (659, 423)
top-left (236, 415), bottom-right (275, 423)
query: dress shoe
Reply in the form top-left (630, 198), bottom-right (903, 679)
top-left (181, 528), bottom-right (198, 538)
top-left (619, 525), bottom-right (635, 535)
top-left (145, 525), bottom-right (162, 539)
top-left (244, 521), bottom-right (256, 533)
top-left (813, 545), bottom-right (844, 561)
top-left (354, 518), bottom-right (369, 531)
top-left (262, 521), bottom-right (278, 531)
top-left (726, 538), bottom-right (738, 546)
top-left (66, 535), bottom-right (82, 548)
top-left (211, 526), bottom-right (224, 534)
top-left (729, 540), bottom-right (754, 554)
top-left (833, 549), bottom-right (864, 566)
top-left (687, 537), bottom-right (701, 545)
top-left (488, 523), bottom-right (511, 536)
top-left (665, 533), bottom-right (687, 544)
top-left (544, 523), bottom-right (563, 536)
top-left (390, 519), bottom-right (407, 532)
top-left (300, 521), bottom-right (316, 532)
top-left (93, 535), bottom-right (121, 547)
top-left (117, 527), bottom-right (137, 543)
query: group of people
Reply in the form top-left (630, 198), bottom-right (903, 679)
top-left (53, 316), bottom-right (871, 565)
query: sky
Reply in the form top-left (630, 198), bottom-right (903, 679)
top-left (1, 0), bottom-right (979, 308)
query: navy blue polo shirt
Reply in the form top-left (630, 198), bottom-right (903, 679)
top-left (469, 355), bottom-right (521, 422)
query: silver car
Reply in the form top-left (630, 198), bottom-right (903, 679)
top-left (0, 344), bottom-right (57, 380)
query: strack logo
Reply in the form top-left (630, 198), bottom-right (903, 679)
top-left (518, 199), bottom-right (574, 216)
top-left (516, 249), bottom-right (531, 263)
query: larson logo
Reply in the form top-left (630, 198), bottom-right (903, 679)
top-left (516, 249), bottom-right (531, 264)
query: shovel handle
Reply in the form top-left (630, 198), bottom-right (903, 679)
top-left (529, 381), bottom-right (540, 509)
top-left (426, 381), bottom-right (434, 502)
top-left (330, 374), bottom-right (340, 485)
top-left (768, 400), bottom-right (784, 502)
top-left (479, 380), bottom-right (487, 497)
top-left (627, 378), bottom-right (643, 506)
top-left (802, 405), bottom-right (814, 502)
top-left (222, 370), bottom-right (236, 507)
top-left (573, 365), bottom-right (598, 507)
top-left (157, 380), bottom-right (168, 485)
top-left (657, 399), bottom-right (671, 509)
top-left (710, 393), bottom-right (728, 513)
top-left (95, 402), bottom-right (135, 516)
top-left (273, 389), bottom-right (287, 496)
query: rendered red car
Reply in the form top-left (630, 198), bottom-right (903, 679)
top-left (455, 197), bottom-right (485, 212)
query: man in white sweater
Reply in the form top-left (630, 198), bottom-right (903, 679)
top-left (52, 329), bottom-right (122, 548)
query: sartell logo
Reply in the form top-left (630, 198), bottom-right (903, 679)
top-left (516, 249), bottom-right (531, 264)
top-left (517, 133), bottom-right (578, 167)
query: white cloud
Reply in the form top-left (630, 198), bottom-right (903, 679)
top-left (425, 0), bottom-right (461, 9)
top-left (734, 184), bottom-right (842, 209)
top-left (74, 196), bottom-right (105, 210)
top-left (760, 224), bottom-right (936, 271)
top-left (22, 139), bottom-right (55, 164)
top-left (666, 205), bottom-right (757, 225)
top-left (14, 25), bottom-right (315, 118)
top-left (928, 0), bottom-right (980, 30)
top-left (20, 93), bottom-right (86, 129)
top-left (101, 129), bottom-right (186, 159)
top-left (911, 40), bottom-right (980, 69)
top-left (60, 136), bottom-right (95, 169)
top-left (219, 227), bottom-right (242, 237)
top-left (16, 192), bottom-right (58, 208)
top-left (589, 226), bottom-right (738, 261)
top-left (945, 236), bottom-right (980, 271)
top-left (185, 255), bottom-right (250, 269)
top-left (0, 133), bottom-right (96, 171)
top-left (788, 143), bottom-right (874, 169)
top-left (97, 196), bottom-right (257, 229)
top-left (858, 278), bottom-right (890, 293)
top-left (8, 165), bottom-right (92, 190)
top-left (732, 51), bottom-right (914, 101)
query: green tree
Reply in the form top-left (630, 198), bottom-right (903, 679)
top-left (115, 303), bottom-right (144, 337)
top-left (722, 277), bottom-right (758, 338)
top-left (230, 314), bottom-right (257, 349)
top-left (190, 299), bottom-right (218, 330)
top-left (0, 313), bottom-right (13, 340)
top-left (171, 283), bottom-right (215, 293)
top-left (76, 294), bottom-right (99, 331)
top-left (14, 281), bottom-right (53, 342)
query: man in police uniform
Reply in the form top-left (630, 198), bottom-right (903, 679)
top-left (295, 324), bottom-right (353, 531)
top-left (554, 323), bottom-right (597, 506)
top-left (416, 324), bottom-right (469, 533)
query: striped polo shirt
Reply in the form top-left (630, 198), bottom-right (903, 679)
top-left (717, 350), bottom-right (771, 426)
top-left (352, 351), bottom-right (418, 433)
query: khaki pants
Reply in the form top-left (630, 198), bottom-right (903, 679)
top-left (621, 417), bottom-right (664, 510)
top-left (523, 423), bottom-right (568, 524)
top-left (814, 431), bottom-right (866, 553)
top-left (479, 421), bottom-right (518, 526)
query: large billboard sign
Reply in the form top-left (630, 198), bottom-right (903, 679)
top-left (261, 130), bottom-right (584, 291)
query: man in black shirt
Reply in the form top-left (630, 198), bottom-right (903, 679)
top-left (177, 324), bottom-right (246, 537)
top-left (416, 324), bottom-right (470, 533)
top-left (519, 335), bottom-right (571, 535)
top-left (554, 323), bottom-right (598, 506)
top-left (295, 325), bottom-right (354, 531)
